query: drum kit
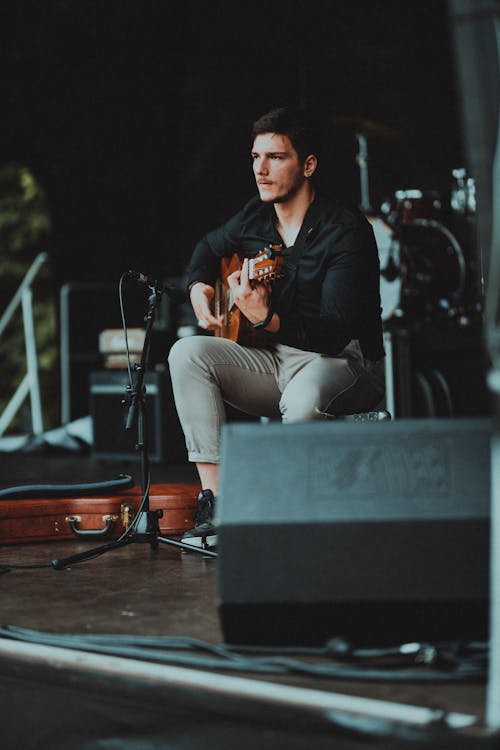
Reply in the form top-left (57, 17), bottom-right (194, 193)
top-left (349, 120), bottom-right (480, 327)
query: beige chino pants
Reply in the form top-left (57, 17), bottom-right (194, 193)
top-left (168, 336), bottom-right (385, 464)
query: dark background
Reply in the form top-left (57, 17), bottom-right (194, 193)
top-left (0, 0), bottom-right (465, 289)
top-left (4, 0), bottom-right (486, 427)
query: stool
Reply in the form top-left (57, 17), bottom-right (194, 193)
top-left (314, 408), bottom-right (392, 422)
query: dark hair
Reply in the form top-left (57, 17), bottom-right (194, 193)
top-left (251, 106), bottom-right (320, 163)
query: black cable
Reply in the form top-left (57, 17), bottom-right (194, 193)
top-left (0, 625), bottom-right (488, 684)
top-left (115, 473), bottom-right (152, 541)
top-left (118, 271), bottom-right (134, 388)
top-left (0, 473), bottom-right (134, 499)
top-left (114, 274), bottom-right (156, 541)
top-left (0, 563), bottom-right (52, 573)
top-left (0, 631), bottom-right (466, 743)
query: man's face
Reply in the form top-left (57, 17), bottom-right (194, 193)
top-left (252, 132), bottom-right (307, 203)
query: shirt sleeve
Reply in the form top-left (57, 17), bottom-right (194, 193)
top-left (184, 198), bottom-right (260, 290)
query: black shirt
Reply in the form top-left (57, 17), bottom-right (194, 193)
top-left (185, 192), bottom-right (384, 362)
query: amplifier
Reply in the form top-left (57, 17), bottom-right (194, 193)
top-left (89, 366), bottom-right (186, 464)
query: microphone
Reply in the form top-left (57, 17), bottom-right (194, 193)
top-left (127, 270), bottom-right (187, 303)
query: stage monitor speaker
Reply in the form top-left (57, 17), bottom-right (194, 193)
top-left (217, 417), bottom-right (492, 647)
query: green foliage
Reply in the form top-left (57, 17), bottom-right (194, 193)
top-left (0, 163), bottom-right (58, 433)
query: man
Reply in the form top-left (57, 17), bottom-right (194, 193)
top-left (168, 106), bottom-right (385, 546)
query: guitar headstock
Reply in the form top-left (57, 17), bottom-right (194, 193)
top-left (248, 244), bottom-right (284, 282)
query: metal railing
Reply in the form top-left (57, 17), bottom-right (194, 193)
top-left (0, 251), bottom-right (48, 437)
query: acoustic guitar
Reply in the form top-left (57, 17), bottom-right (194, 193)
top-left (214, 244), bottom-right (284, 347)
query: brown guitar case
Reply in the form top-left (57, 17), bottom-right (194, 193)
top-left (0, 483), bottom-right (200, 545)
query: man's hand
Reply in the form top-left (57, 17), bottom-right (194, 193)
top-left (226, 258), bottom-right (271, 325)
top-left (189, 282), bottom-right (223, 330)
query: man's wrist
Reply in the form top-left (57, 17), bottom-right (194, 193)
top-left (188, 280), bottom-right (205, 292)
top-left (253, 306), bottom-right (275, 330)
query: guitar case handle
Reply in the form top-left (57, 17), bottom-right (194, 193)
top-left (65, 514), bottom-right (118, 538)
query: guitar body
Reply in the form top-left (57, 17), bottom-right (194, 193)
top-left (214, 246), bottom-right (283, 347)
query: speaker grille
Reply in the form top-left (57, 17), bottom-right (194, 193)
top-left (217, 418), bottom-right (491, 646)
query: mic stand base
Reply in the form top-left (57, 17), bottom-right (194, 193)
top-left (51, 509), bottom-right (217, 570)
top-left (51, 282), bottom-right (218, 571)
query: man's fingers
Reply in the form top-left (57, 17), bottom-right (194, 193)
top-left (226, 269), bottom-right (241, 289)
top-left (228, 258), bottom-right (252, 293)
top-left (197, 312), bottom-right (223, 329)
top-left (239, 258), bottom-right (251, 291)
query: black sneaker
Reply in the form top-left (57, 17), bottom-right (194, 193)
top-left (182, 489), bottom-right (217, 548)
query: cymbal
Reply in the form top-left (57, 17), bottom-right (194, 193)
top-left (328, 115), bottom-right (403, 139)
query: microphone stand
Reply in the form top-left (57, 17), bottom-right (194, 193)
top-left (52, 281), bottom-right (217, 569)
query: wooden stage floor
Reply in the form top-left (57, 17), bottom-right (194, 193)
top-left (0, 451), bottom-right (497, 749)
